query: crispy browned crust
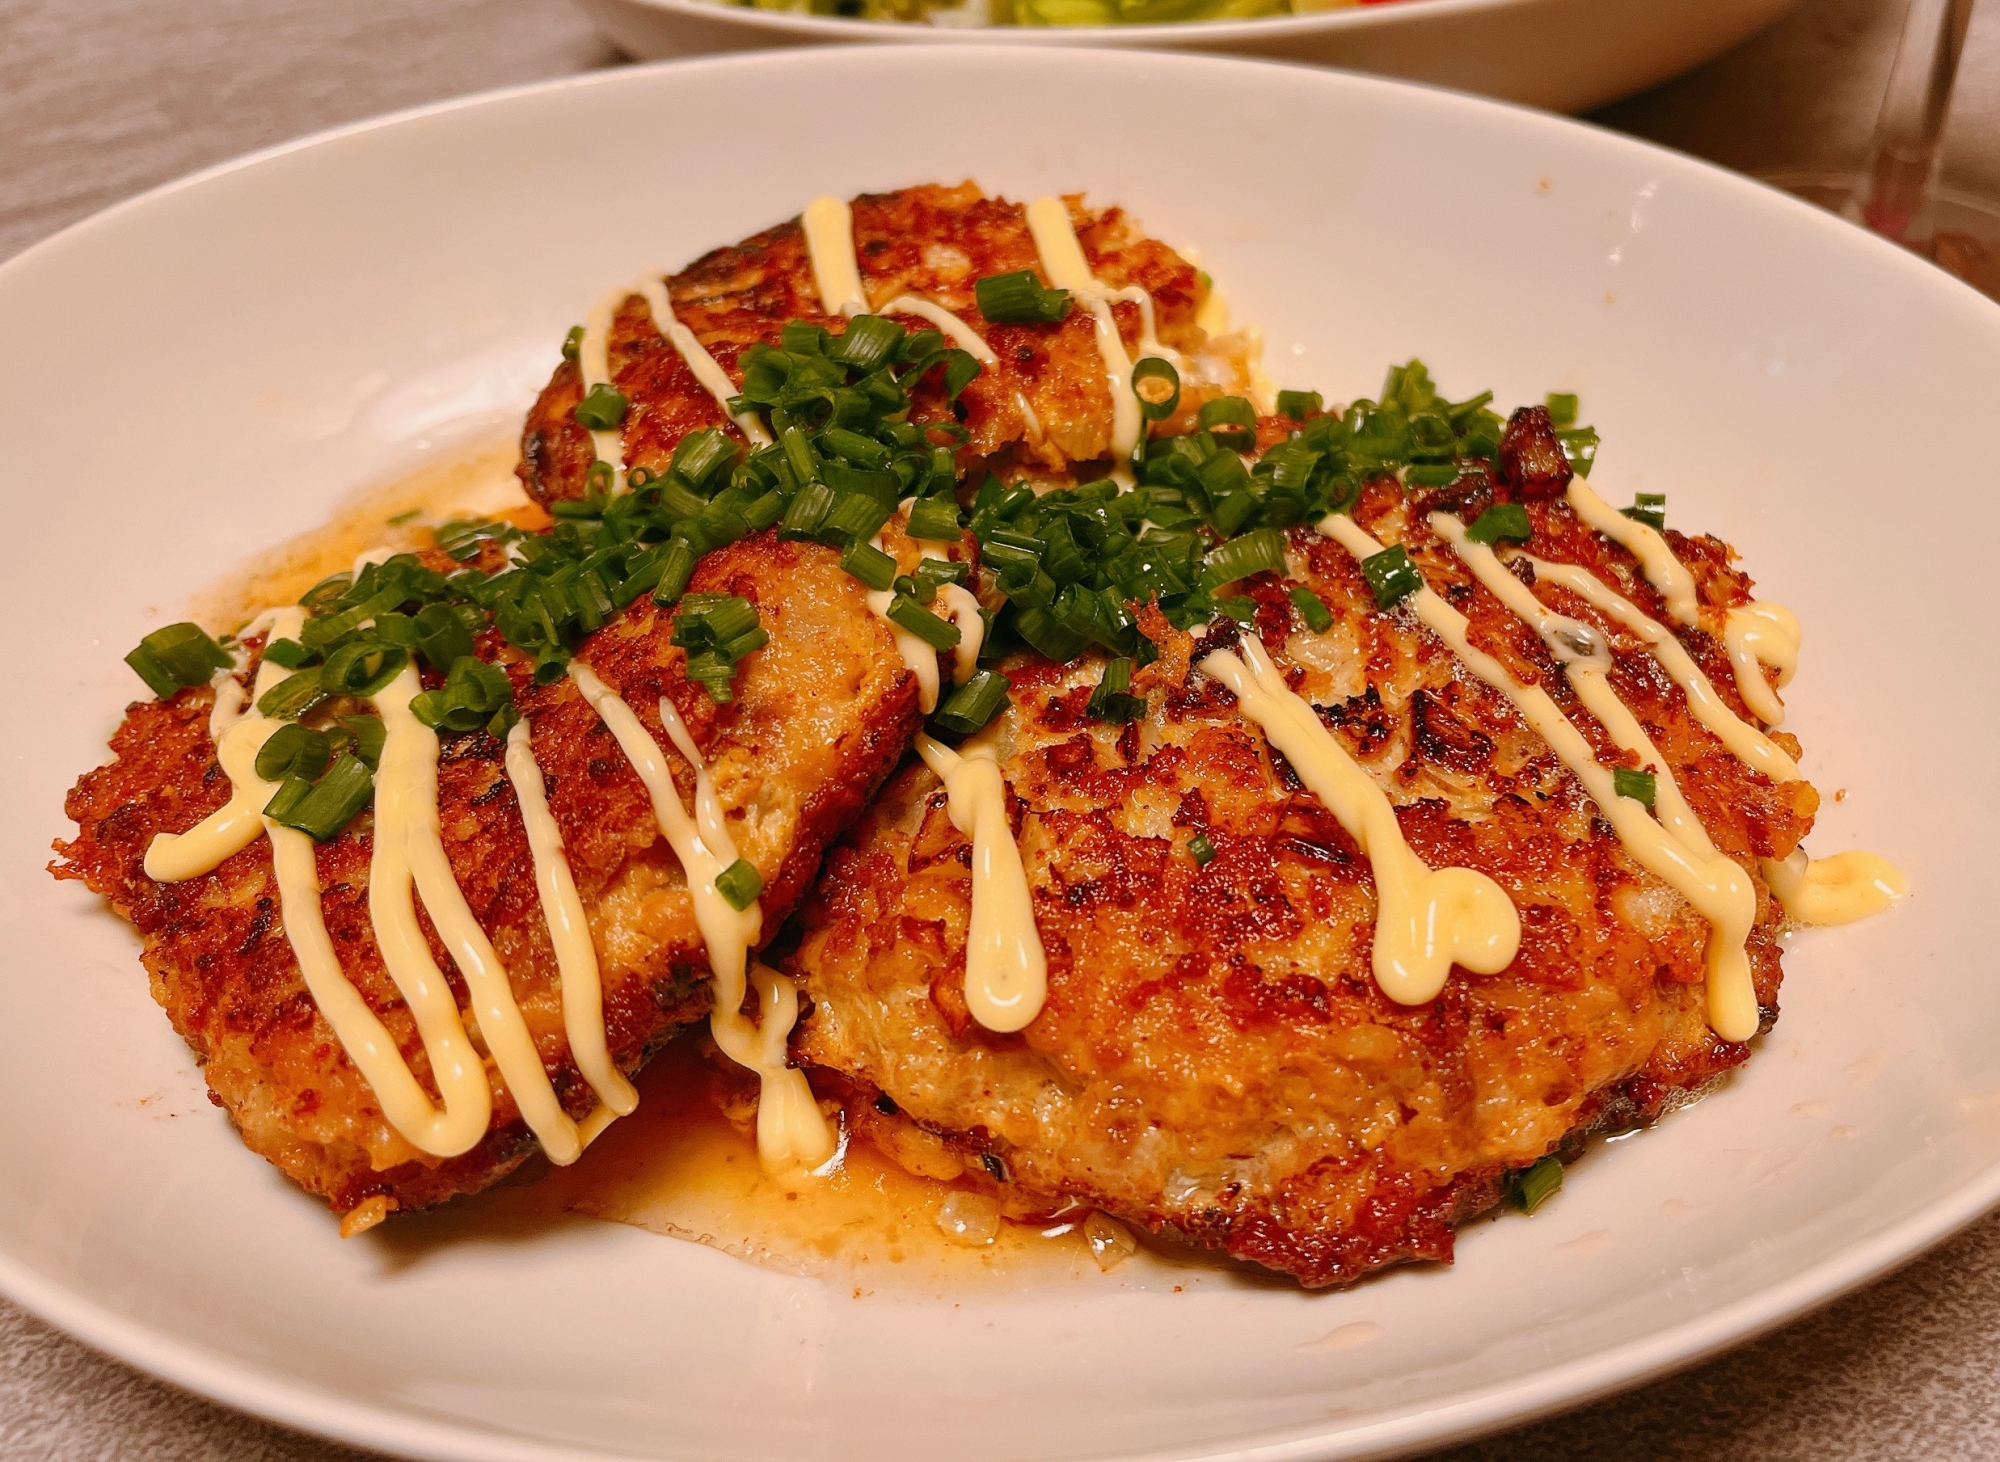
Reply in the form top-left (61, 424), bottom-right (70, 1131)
top-left (53, 533), bottom-right (920, 1218)
top-left (517, 183), bottom-right (1207, 509)
top-left (791, 478), bottom-right (1818, 1288)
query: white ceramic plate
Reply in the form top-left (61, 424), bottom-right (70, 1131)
top-left (2, 47), bottom-right (1994, 1462)
top-left (573, 0), bottom-right (1798, 113)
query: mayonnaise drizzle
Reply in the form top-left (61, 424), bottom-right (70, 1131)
top-left (373, 663), bottom-right (584, 1162)
top-left (579, 275), bottom-right (772, 482)
top-left (1027, 195), bottom-right (1172, 463)
top-left (566, 663), bottom-right (832, 1173)
top-left (1762, 847), bottom-right (1908, 925)
top-left (1434, 514), bottom-right (1718, 858)
top-left (1199, 633), bottom-right (1519, 1004)
top-left (1517, 517), bottom-right (1898, 928)
top-left (1321, 513), bottom-right (1761, 1041)
top-left (1723, 601), bottom-right (1800, 727)
top-left (1518, 554), bottom-right (1800, 783)
top-left (147, 610), bottom-right (499, 1158)
top-left (803, 195), bottom-right (867, 317)
top-left (505, 716), bottom-right (637, 1117)
top-left (916, 730), bottom-right (1047, 1032)
top-left (1566, 480), bottom-right (1699, 627)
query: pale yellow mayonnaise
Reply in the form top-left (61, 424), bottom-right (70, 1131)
top-left (1516, 516), bottom-right (1899, 929)
top-left (505, 716), bottom-right (638, 1118)
top-left (1199, 633), bottom-right (1520, 1005)
top-left (566, 663), bottom-right (832, 1173)
top-left (1322, 513), bottom-right (1760, 1041)
top-left (1519, 554), bottom-right (1800, 783)
top-left (1026, 195), bottom-right (1149, 462)
top-left (802, 195), bottom-right (868, 317)
top-left (916, 729), bottom-right (1048, 1033)
top-left (1723, 601), bottom-right (1801, 727)
top-left (1565, 480), bottom-right (1699, 627)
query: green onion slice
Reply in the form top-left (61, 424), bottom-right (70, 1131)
top-left (1188, 832), bottom-right (1217, 866)
top-left (1287, 585), bottom-right (1335, 634)
top-left (904, 494), bottom-right (962, 543)
top-left (1612, 766), bottom-right (1658, 809)
top-left (1514, 1155), bottom-right (1563, 1214)
top-left (1466, 503), bottom-right (1532, 546)
top-left (125, 622), bottom-right (233, 698)
top-left (320, 641), bottom-right (410, 698)
top-left (256, 667), bottom-right (327, 722)
top-left (886, 594), bottom-right (961, 651)
top-left (574, 382), bottom-right (629, 432)
top-left (1544, 392), bottom-right (1579, 429)
top-left (1085, 656), bottom-right (1145, 723)
top-left (1131, 358), bottom-right (1181, 423)
top-left (841, 540), bottom-right (899, 593)
top-left (254, 723), bottom-right (332, 784)
top-left (264, 752), bottom-right (375, 843)
top-left (1619, 491), bottom-right (1665, 530)
top-left (974, 270), bottom-right (1071, 325)
top-left (1275, 389), bottom-right (1322, 422)
top-left (1197, 395), bottom-right (1257, 451)
top-left (562, 325), bottom-right (584, 362)
top-left (1360, 545), bottom-right (1424, 610)
top-left (931, 669), bottom-right (1010, 736)
top-left (715, 858), bottom-right (763, 912)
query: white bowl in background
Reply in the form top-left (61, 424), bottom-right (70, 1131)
top-left (574, 0), bottom-right (1800, 113)
top-left (2, 45), bottom-right (1995, 1462)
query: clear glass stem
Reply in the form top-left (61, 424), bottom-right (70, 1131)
top-left (1855, 0), bottom-right (1976, 244)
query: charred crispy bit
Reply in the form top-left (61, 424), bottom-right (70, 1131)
top-left (791, 489), bottom-right (1818, 1288)
top-left (518, 183), bottom-right (1241, 510)
top-left (54, 532), bottom-right (919, 1220)
top-left (1496, 405), bottom-right (1573, 500)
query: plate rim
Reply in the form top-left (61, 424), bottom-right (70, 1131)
top-left (6, 44), bottom-right (2000, 1462)
top-left (566, 0), bottom-right (1544, 50)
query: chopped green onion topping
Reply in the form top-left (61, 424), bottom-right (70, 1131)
top-left (974, 269), bottom-right (1071, 325)
top-left (257, 667), bottom-right (327, 722)
top-left (1544, 392), bottom-right (1579, 429)
top-left (1514, 1155), bottom-right (1563, 1214)
top-left (575, 383), bottom-right (628, 431)
top-left (336, 715), bottom-right (386, 770)
top-left (1612, 766), bottom-right (1657, 809)
top-left (1360, 545), bottom-right (1424, 610)
top-left (263, 638), bottom-right (313, 669)
top-left (886, 594), bottom-right (961, 651)
top-left (1620, 492), bottom-right (1665, 530)
top-left (1197, 395), bottom-right (1257, 451)
top-left (1466, 503), bottom-right (1533, 546)
top-left (264, 752), bottom-right (375, 843)
top-left (905, 494), bottom-right (962, 543)
top-left (1215, 596), bottom-right (1258, 624)
top-left (562, 326), bottom-right (584, 362)
top-left (1188, 832), bottom-right (1217, 866)
top-left (410, 656), bottom-right (515, 735)
top-left (931, 669), bottom-right (1010, 736)
top-left (1201, 526), bottom-right (1287, 590)
top-left (1288, 585), bottom-right (1334, 634)
top-left (1558, 425), bottom-right (1601, 477)
top-left (840, 539), bottom-right (899, 593)
top-left (320, 641), bottom-right (410, 698)
top-left (254, 723), bottom-right (332, 784)
top-left (1275, 389), bottom-right (1323, 422)
top-left (829, 315), bottom-right (904, 372)
top-left (1085, 656), bottom-right (1144, 723)
top-left (1131, 358), bottom-right (1181, 423)
top-left (671, 594), bottom-right (767, 703)
top-left (125, 622), bottom-right (233, 698)
top-left (715, 858), bottom-right (763, 912)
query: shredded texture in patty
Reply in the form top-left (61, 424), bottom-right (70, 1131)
top-left (54, 535), bottom-right (918, 1217)
top-left (790, 477), bottom-right (1817, 1287)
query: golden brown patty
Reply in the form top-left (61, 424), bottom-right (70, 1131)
top-left (790, 480), bottom-right (1819, 1288)
top-left (516, 181), bottom-right (1211, 510)
top-left (54, 533), bottom-right (919, 1219)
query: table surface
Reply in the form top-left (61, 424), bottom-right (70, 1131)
top-left (4, 1), bottom-right (1998, 1457)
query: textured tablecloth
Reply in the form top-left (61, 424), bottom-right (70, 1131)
top-left (4, 1), bottom-right (1997, 1457)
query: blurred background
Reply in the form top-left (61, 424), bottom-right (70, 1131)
top-left (3, 1), bottom-right (1996, 1458)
